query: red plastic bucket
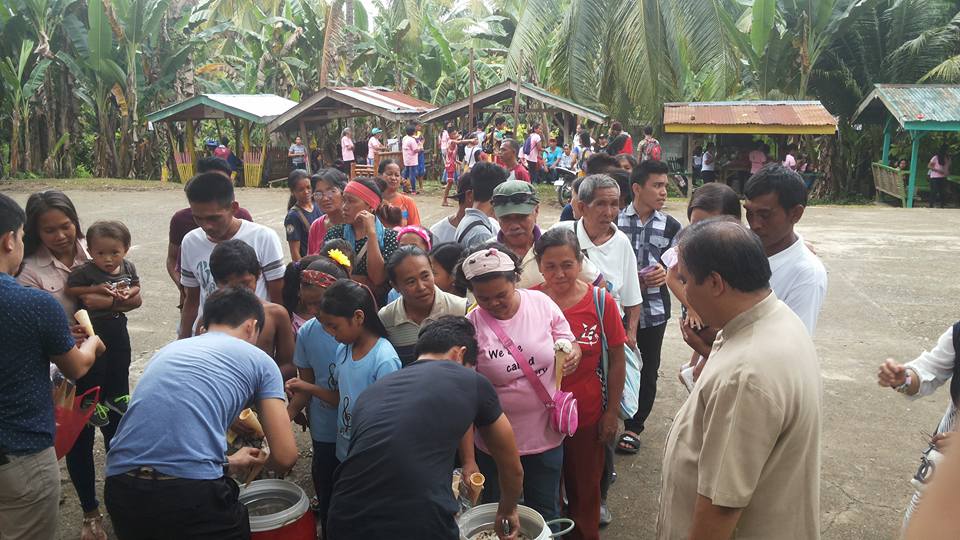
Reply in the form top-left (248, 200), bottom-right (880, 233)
top-left (240, 479), bottom-right (316, 540)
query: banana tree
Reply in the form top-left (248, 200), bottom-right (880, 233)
top-left (57, 0), bottom-right (127, 176)
top-left (101, 0), bottom-right (170, 176)
top-left (0, 39), bottom-right (51, 174)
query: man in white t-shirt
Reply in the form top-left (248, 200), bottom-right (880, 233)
top-left (550, 174), bottom-right (642, 347)
top-left (179, 173), bottom-right (285, 338)
top-left (744, 164), bottom-right (827, 334)
top-left (429, 176), bottom-right (472, 245)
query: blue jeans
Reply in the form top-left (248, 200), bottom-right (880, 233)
top-left (477, 444), bottom-right (563, 522)
top-left (403, 165), bottom-right (418, 191)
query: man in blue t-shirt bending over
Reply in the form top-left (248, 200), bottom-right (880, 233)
top-left (104, 287), bottom-right (297, 539)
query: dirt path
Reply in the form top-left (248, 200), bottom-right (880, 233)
top-left (4, 182), bottom-right (959, 539)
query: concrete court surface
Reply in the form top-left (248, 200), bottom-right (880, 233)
top-left (3, 181), bottom-right (959, 539)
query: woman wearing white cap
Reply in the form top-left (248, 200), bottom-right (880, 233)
top-left (367, 128), bottom-right (383, 166)
top-left (457, 244), bottom-right (582, 524)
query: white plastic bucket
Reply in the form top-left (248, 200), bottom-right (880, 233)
top-left (458, 503), bottom-right (574, 540)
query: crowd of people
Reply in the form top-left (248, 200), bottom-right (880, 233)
top-left (5, 119), bottom-right (954, 540)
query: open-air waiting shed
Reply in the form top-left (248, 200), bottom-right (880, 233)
top-left (418, 79), bottom-right (607, 143)
top-left (663, 100), bottom-right (837, 197)
top-left (852, 84), bottom-right (960, 207)
top-left (267, 86), bottom-right (436, 177)
top-left (147, 93), bottom-right (297, 185)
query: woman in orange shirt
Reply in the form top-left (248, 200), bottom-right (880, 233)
top-left (377, 159), bottom-right (421, 227)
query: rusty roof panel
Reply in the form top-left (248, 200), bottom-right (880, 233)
top-left (664, 101), bottom-right (837, 128)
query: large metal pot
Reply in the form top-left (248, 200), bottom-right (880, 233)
top-left (458, 503), bottom-right (574, 540)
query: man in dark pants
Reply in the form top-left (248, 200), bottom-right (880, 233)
top-left (104, 287), bottom-right (298, 539)
top-left (327, 316), bottom-right (524, 540)
top-left (616, 160), bottom-right (682, 453)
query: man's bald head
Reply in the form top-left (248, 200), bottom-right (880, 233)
top-left (678, 218), bottom-right (771, 292)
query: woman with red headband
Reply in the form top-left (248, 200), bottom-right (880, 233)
top-left (323, 178), bottom-right (399, 291)
top-left (457, 243), bottom-right (582, 525)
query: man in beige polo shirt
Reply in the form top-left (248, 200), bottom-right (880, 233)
top-left (658, 219), bottom-right (821, 539)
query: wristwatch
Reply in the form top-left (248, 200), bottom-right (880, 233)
top-left (895, 373), bottom-right (913, 394)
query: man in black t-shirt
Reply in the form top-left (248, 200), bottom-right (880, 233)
top-left (327, 317), bottom-right (523, 540)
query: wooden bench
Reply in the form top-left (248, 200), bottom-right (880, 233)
top-left (872, 163), bottom-right (916, 206)
top-left (350, 162), bottom-right (375, 179)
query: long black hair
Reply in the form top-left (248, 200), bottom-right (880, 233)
top-left (23, 190), bottom-right (83, 256)
top-left (282, 255), bottom-right (321, 317)
top-left (319, 279), bottom-right (389, 339)
top-left (287, 169), bottom-right (311, 210)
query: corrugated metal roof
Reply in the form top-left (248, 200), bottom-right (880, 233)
top-left (853, 84), bottom-right (960, 129)
top-left (663, 101), bottom-right (837, 134)
top-left (146, 94), bottom-right (298, 124)
top-left (418, 80), bottom-right (607, 124)
top-left (329, 87), bottom-right (436, 114)
top-left (268, 86), bottom-right (436, 131)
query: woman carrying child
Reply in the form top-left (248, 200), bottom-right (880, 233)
top-left (377, 159), bottom-right (421, 227)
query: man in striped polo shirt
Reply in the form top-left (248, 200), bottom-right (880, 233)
top-left (616, 160), bottom-right (682, 454)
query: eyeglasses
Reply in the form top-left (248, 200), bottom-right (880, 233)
top-left (491, 193), bottom-right (538, 206)
top-left (313, 189), bottom-right (340, 200)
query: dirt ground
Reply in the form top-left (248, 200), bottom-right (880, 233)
top-left (4, 180), bottom-right (959, 539)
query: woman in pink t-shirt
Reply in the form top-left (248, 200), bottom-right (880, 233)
top-left (459, 245), bottom-right (580, 523)
top-left (928, 145), bottom-right (951, 208)
top-left (340, 128), bottom-right (355, 172)
top-left (307, 169), bottom-right (348, 255)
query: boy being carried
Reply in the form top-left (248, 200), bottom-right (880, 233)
top-left (66, 221), bottom-right (142, 426)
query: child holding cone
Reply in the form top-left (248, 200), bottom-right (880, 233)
top-left (284, 256), bottom-right (350, 536)
top-left (64, 221), bottom-right (141, 540)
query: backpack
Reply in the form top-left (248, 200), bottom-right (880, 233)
top-left (456, 219), bottom-right (493, 245)
top-left (648, 140), bottom-right (662, 161)
top-left (522, 135), bottom-right (532, 157)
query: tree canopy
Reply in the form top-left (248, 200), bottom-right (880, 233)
top-left (2, 0), bottom-right (960, 196)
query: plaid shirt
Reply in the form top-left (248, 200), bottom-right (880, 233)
top-left (617, 205), bottom-right (681, 328)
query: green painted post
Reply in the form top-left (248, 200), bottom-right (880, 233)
top-left (881, 116), bottom-right (893, 164)
top-left (907, 132), bottom-right (921, 208)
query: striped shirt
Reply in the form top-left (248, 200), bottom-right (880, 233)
top-left (378, 287), bottom-right (470, 365)
top-left (617, 205), bottom-right (681, 328)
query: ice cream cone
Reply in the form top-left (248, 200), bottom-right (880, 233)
top-left (75, 309), bottom-right (95, 338)
top-left (238, 408), bottom-right (265, 438)
top-left (244, 446), bottom-right (270, 487)
top-left (468, 472), bottom-right (485, 505)
top-left (554, 339), bottom-right (573, 388)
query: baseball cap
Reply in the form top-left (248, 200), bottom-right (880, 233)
top-left (371, 128), bottom-right (383, 135)
top-left (492, 180), bottom-right (539, 218)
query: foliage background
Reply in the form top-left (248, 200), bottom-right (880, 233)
top-left (2, 0), bottom-right (960, 198)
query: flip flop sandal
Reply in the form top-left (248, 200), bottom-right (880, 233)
top-left (616, 433), bottom-right (641, 454)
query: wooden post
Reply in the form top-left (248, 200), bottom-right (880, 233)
top-left (299, 119), bottom-right (311, 173)
top-left (185, 120), bottom-right (196, 165)
top-left (906, 131), bottom-right (922, 208)
top-left (468, 48), bottom-right (476, 128)
top-left (881, 116), bottom-right (894, 165)
top-left (687, 134), bottom-right (695, 201)
top-left (512, 81), bottom-right (521, 136)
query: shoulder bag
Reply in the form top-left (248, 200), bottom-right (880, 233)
top-left (476, 308), bottom-right (578, 436)
top-left (594, 286), bottom-right (642, 420)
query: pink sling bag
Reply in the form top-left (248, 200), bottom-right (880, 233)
top-left (477, 309), bottom-right (578, 436)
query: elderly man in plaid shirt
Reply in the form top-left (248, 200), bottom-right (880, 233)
top-left (616, 160), bottom-right (682, 455)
